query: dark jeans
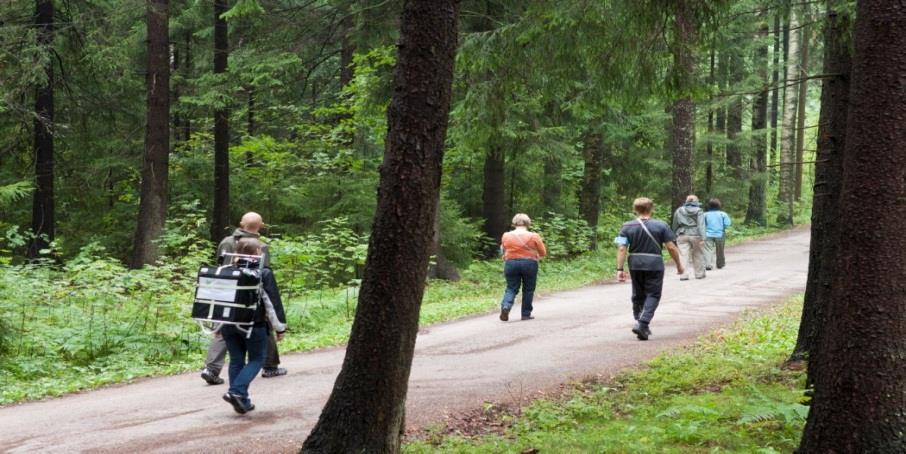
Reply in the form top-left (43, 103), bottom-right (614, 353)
top-left (500, 259), bottom-right (539, 317)
top-left (205, 328), bottom-right (280, 376)
top-left (221, 323), bottom-right (268, 405)
top-left (630, 269), bottom-right (664, 324)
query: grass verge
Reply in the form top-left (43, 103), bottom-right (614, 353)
top-left (405, 296), bottom-right (807, 453)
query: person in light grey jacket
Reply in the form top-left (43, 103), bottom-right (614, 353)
top-left (672, 195), bottom-right (707, 280)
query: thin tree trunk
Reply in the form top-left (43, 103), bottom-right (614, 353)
top-left (172, 42), bottom-right (181, 143)
top-left (28, 0), bottom-right (55, 258)
top-left (794, 20), bottom-right (810, 201)
top-left (578, 131), bottom-right (604, 250)
top-left (481, 145), bottom-right (507, 255)
top-left (211, 0), bottom-right (230, 241)
top-left (706, 48), bottom-right (714, 195)
top-left (340, 12), bottom-right (355, 87)
top-left (671, 0), bottom-right (697, 212)
top-left (745, 21), bottom-right (769, 226)
top-left (301, 2), bottom-right (460, 451)
top-left (789, 2), bottom-right (851, 370)
top-left (427, 197), bottom-right (460, 281)
top-left (542, 156), bottom-right (561, 212)
top-left (798, 2), bottom-right (906, 450)
top-left (769, 14), bottom-right (780, 175)
top-left (131, 0), bottom-right (170, 268)
top-left (777, 9), bottom-right (799, 224)
top-left (247, 86), bottom-right (255, 137)
top-left (181, 30), bottom-right (191, 141)
top-left (725, 49), bottom-right (744, 180)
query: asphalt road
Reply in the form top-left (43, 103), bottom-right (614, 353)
top-left (0, 228), bottom-right (810, 453)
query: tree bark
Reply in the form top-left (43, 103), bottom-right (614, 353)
top-left (789, 2), bottom-right (850, 369)
top-left (725, 52), bottom-right (744, 181)
top-left (777, 9), bottom-right (799, 224)
top-left (769, 13), bottom-right (780, 173)
top-left (481, 145), bottom-right (507, 255)
top-left (706, 48), bottom-right (715, 195)
top-left (181, 30), bottom-right (192, 141)
top-left (670, 0), bottom-right (696, 212)
top-left (301, 2), bottom-right (460, 452)
top-left (542, 156), bottom-right (561, 213)
top-left (794, 20), bottom-right (810, 201)
top-left (340, 11), bottom-right (355, 87)
top-left (427, 197), bottom-right (460, 281)
top-left (211, 0), bottom-right (230, 241)
top-left (798, 1), bottom-right (906, 450)
top-left (131, 0), bottom-right (171, 268)
top-left (28, 0), bottom-right (55, 258)
top-left (745, 21), bottom-right (769, 226)
top-left (578, 131), bottom-right (604, 250)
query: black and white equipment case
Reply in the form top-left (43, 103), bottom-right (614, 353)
top-left (192, 253), bottom-right (263, 337)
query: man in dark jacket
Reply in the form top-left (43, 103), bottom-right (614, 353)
top-left (671, 195), bottom-right (707, 280)
top-left (201, 212), bottom-right (287, 385)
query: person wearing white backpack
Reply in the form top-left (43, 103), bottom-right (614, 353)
top-left (615, 198), bottom-right (684, 340)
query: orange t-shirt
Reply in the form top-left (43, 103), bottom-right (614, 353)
top-left (501, 229), bottom-right (547, 260)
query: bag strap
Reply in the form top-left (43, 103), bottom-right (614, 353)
top-left (636, 218), bottom-right (662, 253)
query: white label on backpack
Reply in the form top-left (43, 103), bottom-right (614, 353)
top-left (222, 307), bottom-right (231, 317)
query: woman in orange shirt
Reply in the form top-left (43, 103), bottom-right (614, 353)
top-left (499, 213), bottom-right (547, 321)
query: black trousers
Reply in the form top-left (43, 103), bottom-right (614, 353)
top-left (630, 269), bottom-right (665, 324)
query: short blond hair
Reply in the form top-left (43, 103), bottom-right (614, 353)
top-left (633, 197), bottom-right (654, 215)
top-left (511, 213), bottom-right (531, 227)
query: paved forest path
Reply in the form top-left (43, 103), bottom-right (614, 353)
top-left (0, 228), bottom-right (810, 453)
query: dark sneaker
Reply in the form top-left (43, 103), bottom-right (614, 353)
top-left (261, 367), bottom-right (287, 378)
top-left (499, 308), bottom-right (510, 321)
top-left (521, 315), bottom-right (534, 321)
top-left (201, 369), bottom-right (224, 385)
top-left (705, 266), bottom-right (713, 271)
top-left (632, 323), bottom-right (652, 341)
top-left (222, 392), bottom-right (251, 414)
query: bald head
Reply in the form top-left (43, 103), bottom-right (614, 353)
top-left (239, 212), bottom-right (264, 233)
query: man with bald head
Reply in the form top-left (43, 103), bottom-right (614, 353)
top-left (200, 212), bottom-right (287, 384)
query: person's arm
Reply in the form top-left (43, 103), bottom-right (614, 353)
top-left (534, 234), bottom-right (547, 259)
top-left (616, 245), bottom-right (628, 282)
top-left (261, 292), bottom-right (286, 334)
top-left (665, 241), bottom-right (685, 275)
top-left (215, 237), bottom-right (231, 265)
top-left (261, 269), bottom-right (286, 325)
top-left (697, 211), bottom-right (706, 239)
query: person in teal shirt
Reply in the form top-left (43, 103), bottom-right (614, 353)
top-left (703, 198), bottom-right (732, 269)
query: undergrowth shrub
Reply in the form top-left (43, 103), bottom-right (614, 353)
top-left (533, 213), bottom-right (593, 258)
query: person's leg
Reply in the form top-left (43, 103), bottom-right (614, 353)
top-left (716, 238), bottom-right (726, 269)
top-left (703, 238), bottom-right (716, 270)
top-left (201, 333), bottom-right (227, 384)
top-left (221, 326), bottom-right (248, 394)
top-left (690, 236), bottom-right (707, 279)
top-left (500, 261), bottom-right (520, 319)
top-left (629, 269), bottom-right (646, 321)
top-left (638, 270), bottom-right (664, 326)
top-left (677, 236), bottom-right (692, 279)
top-left (520, 260), bottom-right (538, 318)
top-left (229, 325), bottom-right (268, 404)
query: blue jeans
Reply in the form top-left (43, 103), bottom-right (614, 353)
top-left (221, 323), bottom-right (268, 405)
top-left (500, 259), bottom-right (539, 317)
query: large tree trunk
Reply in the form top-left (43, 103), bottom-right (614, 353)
top-left (481, 145), bottom-right (507, 255)
top-left (798, 1), bottom-right (906, 450)
top-left (301, 2), bottom-right (460, 452)
top-left (670, 0), bottom-right (696, 212)
top-left (131, 0), bottom-right (170, 268)
top-left (745, 21), bottom-right (769, 226)
top-left (705, 48), bottom-right (715, 195)
top-left (28, 0), bottom-right (55, 258)
top-left (794, 20), bottom-right (810, 202)
top-left (578, 131), bottom-right (604, 250)
top-left (789, 2), bottom-right (851, 369)
top-left (777, 9), bottom-right (799, 224)
top-left (210, 0), bottom-right (230, 241)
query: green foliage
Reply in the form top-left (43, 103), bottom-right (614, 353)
top-left (533, 213), bottom-right (593, 258)
top-left (406, 297), bottom-right (808, 453)
top-left (270, 217), bottom-right (369, 292)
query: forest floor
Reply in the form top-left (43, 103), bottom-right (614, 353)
top-left (0, 227), bottom-right (809, 453)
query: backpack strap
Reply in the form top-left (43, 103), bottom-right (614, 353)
top-left (636, 218), bottom-right (662, 253)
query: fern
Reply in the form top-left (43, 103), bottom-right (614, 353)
top-left (0, 181), bottom-right (32, 208)
top-left (738, 401), bottom-right (809, 425)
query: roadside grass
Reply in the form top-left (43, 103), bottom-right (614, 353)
top-left (0, 224), bottom-right (790, 405)
top-left (405, 297), bottom-right (807, 454)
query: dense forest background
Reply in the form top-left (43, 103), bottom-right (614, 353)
top-left (1, 0), bottom-right (822, 277)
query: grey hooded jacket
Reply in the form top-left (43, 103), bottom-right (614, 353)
top-left (672, 204), bottom-right (706, 237)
